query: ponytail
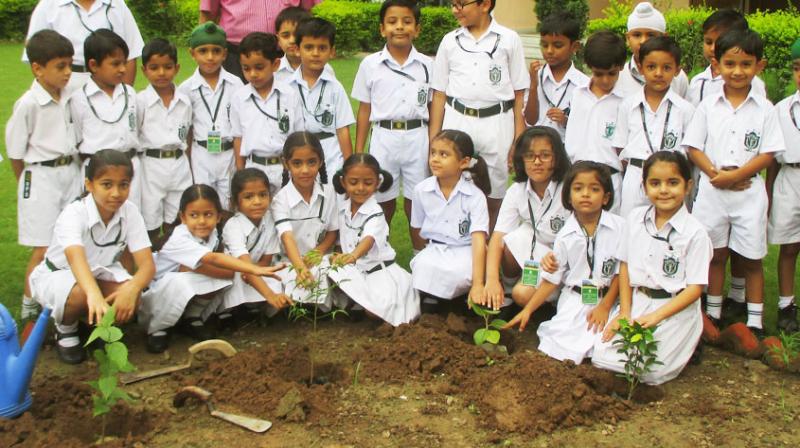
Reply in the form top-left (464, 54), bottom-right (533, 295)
top-left (466, 155), bottom-right (491, 196)
top-left (432, 129), bottom-right (491, 195)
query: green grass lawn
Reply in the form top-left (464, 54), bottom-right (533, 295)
top-left (0, 43), bottom-right (792, 332)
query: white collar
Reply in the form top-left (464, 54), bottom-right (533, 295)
top-left (378, 45), bottom-right (423, 68)
top-left (84, 78), bottom-right (127, 100)
top-left (285, 180), bottom-right (325, 207)
top-left (31, 80), bottom-right (59, 106)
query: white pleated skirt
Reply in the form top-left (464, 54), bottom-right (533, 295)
top-left (328, 262), bottom-right (420, 326)
top-left (219, 272), bottom-right (283, 314)
top-left (410, 243), bottom-right (472, 299)
top-left (537, 288), bottom-right (597, 364)
top-left (138, 272), bottom-right (231, 334)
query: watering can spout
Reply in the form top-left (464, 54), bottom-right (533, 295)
top-left (0, 304), bottom-right (51, 419)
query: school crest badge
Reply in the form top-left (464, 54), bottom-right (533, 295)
top-left (662, 254), bottom-right (679, 278)
top-left (550, 215), bottom-right (565, 233)
top-left (603, 122), bottom-right (616, 139)
top-left (601, 258), bottom-right (616, 278)
top-left (662, 131), bottom-right (678, 149)
top-left (128, 111), bottom-right (136, 131)
top-left (279, 114), bottom-right (290, 133)
top-left (458, 215), bottom-right (471, 238)
top-left (488, 64), bottom-right (502, 85)
top-left (744, 130), bottom-right (760, 152)
top-left (320, 109), bottom-right (334, 127)
top-left (417, 87), bottom-right (427, 106)
top-left (178, 124), bottom-right (188, 140)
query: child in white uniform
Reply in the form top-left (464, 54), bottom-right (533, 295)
top-left (140, 184), bottom-right (285, 353)
top-left (6, 31), bottom-right (81, 321)
top-left (272, 132), bottom-right (340, 309)
top-left (136, 38), bottom-right (193, 243)
top-left (410, 130), bottom-right (490, 313)
top-left (614, 36), bottom-right (695, 218)
top-left (505, 161), bottom-right (624, 364)
top-left (328, 153), bottom-right (420, 326)
top-left (482, 127), bottom-right (571, 314)
top-left (70, 29), bottom-right (141, 208)
top-left (178, 23), bottom-right (243, 209)
top-left (593, 151), bottom-right (713, 384)
top-left (232, 32), bottom-right (304, 194)
top-left (221, 169), bottom-right (292, 319)
top-left (29, 150), bottom-right (154, 365)
top-left (290, 18), bottom-right (355, 175)
top-left (273, 6), bottom-right (335, 87)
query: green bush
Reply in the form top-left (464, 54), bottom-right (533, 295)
top-left (0, 0), bottom-right (37, 41)
top-left (535, 0), bottom-right (590, 36)
top-left (417, 6), bottom-right (459, 54)
top-left (747, 9), bottom-right (800, 99)
top-left (128, 0), bottom-right (198, 45)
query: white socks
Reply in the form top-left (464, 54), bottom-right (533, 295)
top-left (779, 295), bottom-right (795, 310)
top-left (746, 302), bottom-right (763, 329)
top-left (706, 295), bottom-right (723, 319)
top-left (55, 322), bottom-right (80, 347)
top-left (728, 277), bottom-right (746, 303)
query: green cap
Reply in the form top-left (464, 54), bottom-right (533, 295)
top-left (189, 22), bottom-right (227, 49)
top-left (792, 38), bottom-right (800, 61)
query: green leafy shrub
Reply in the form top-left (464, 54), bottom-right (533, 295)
top-left (0, 0), bottom-right (37, 41)
top-left (128, 0), bottom-right (198, 45)
top-left (535, 0), bottom-right (590, 36)
top-left (612, 318), bottom-right (661, 401)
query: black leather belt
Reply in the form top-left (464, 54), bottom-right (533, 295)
top-left (366, 260), bottom-right (395, 274)
top-left (145, 149), bottom-right (183, 159)
top-left (196, 140), bottom-right (234, 151)
top-left (71, 64), bottom-right (87, 73)
top-left (35, 155), bottom-right (75, 167)
top-left (571, 285), bottom-right (609, 297)
top-left (446, 96), bottom-right (514, 118)
top-left (250, 154), bottom-right (282, 165)
top-left (783, 162), bottom-right (800, 168)
top-left (637, 286), bottom-right (674, 299)
top-left (629, 158), bottom-right (645, 168)
top-left (377, 119), bottom-right (427, 131)
top-left (314, 132), bottom-right (335, 140)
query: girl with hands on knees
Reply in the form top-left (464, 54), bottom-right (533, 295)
top-left (592, 152), bottom-right (712, 385)
top-left (139, 184), bottom-right (284, 353)
top-left (481, 127), bottom-right (571, 317)
top-left (327, 153), bottom-right (420, 326)
top-left (271, 132), bottom-right (340, 310)
top-left (504, 161), bottom-right (625, 365)
top-left (29, 150), bottom-right (155, 364)
top-left (410, 130), bottom-right (490, 314)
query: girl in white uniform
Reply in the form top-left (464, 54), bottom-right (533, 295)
top-left (272, 132), bottom-right (340, 309)
top-left (29, 149), bottom-right (154, 365)
top-left (139, 184), bottom-right (284, 353)
top-left (410, 130), bottom-right (490, 313)
top-left (592, 152), bottom-right (713, 385)
top-left (220, 169), bottom-right (293, 320)
top-left (482, 126), bottom-right (572, 314)
top-left (327, 153), bottom-right (420, 326)
top-left (505, 161), bottom-right (624, 364)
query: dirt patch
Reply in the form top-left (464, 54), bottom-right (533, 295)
top-left (0, 374), bottom-right (162, 448)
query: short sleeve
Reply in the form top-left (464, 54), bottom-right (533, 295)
top-left (681, 102), bottom-right (707, 151)
top-left (5, 96), bottom-right (31, 160)
top-left (199, 0), bottom-right (220, 14)
top-left (431, 38), bottom-right (450, 93)
top-left (350, 59), bottom-right (372, 103)
top-left (470, 193), bottom-right (489, 235)
top-left (494, 184), bottom-right (522, 234)
top-left (508, 33), bottom-right (530, 91)
top-left (334, 84), bottom-right (355, 129)
top-left (758, 105), bottom-right (785, 154)
top-left (222, 218), bottom-right (249, 258)
top-left (124, 204), bottom-right (152, 253)
top-left (323, 188), bottom-right (339, 232)
top-left (616, 217), bottom-right (631, 263)
top-left (684, 229), bottom-right (713, 285)
top-left (69, 92), bottom-right (86, 146)
top-left (54, 204), bottom-right (87, 248)
top-left (612, 101), bottom-right (629, 150)
top-left (159, 228), bottom-right (210, 269)
top-left (360, 212), bottom-right (389, 242)
top-left (410, 184), bottom-right (425, 229)
top-left (229, 94), bottom-right (242, 137)
top-left (272, 190), bottom-right (293, 236)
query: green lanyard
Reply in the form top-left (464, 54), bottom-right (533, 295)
top-left (643, 206), bottom-right (676, 250)
top-left (580, 218), bottom-right (600, 279)
top-left (72, 1), bottom-right (113, 33)
top-left (526, 191), bottom-right (553, 259)
top-left (199, 82), bottom-right (226, 131)
top-left (297, 81), bottom-right (329, 125)
top-left (250, 91), bottom-right (281, 122)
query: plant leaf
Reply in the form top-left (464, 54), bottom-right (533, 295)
top-left (92, 396), bottom-right (111, 417)
top-left (107, 326), bottom-right (123, 343)
top-left (474, 328), bottom-right (487, 345)
top-left (485, 329), bottom-right (500, 345)
top-left (85, 328), bottom-right (102, 347)
top-left (98, 376), bottom-right (117, 400)
top-left (631, 333), bottom-right (642, 343)
top-left (107, 341), bottom-right (129, 371)
top-left (489, 319), bottom-right (508, 329)
top-left (100, 306), bottom-right (116, 328)
top-left (110, 388), bottom-right (133, 403)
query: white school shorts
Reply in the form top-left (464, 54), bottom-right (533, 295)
top-left (442, 103), bottom-right (515, 199)
top-left (139, 271), bottom-right (230, 334)
top-left (321, 136), bottom-right (344, 177)
top-left (537, 288), bottom-right (598, 364)
top-left (29, 262), bottom-right (131, 325)
top-left (140, 154), bottom-right (192, 230)
top-left (411, 243), bottom-right (473, 298)
top-left (17, 162), bottom-right (81, 247)
top-left (328, 262), bottom-right (420, 326)
top-left (592, 289), bottom-right (701, 385)
top-left (692, 175), bottom-right (768, 259)
top-left (620, 164), bottom-right (649, 219)
top-left (81, 154), bottom-right (143, 210)
top-left (370, 126), bottom-right (429, 203)
top-left (768, 165), bottom-right (800, 245)
top-left (244, 158), bottom-right (284, 197)
top-left (190, 143), bottom-right (235, 210)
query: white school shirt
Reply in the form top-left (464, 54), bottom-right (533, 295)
top-left (410, 174), bottom-right (489, 247)
top-left (222, 212), bottom-right (280, 261)
top-left (686, 66), bottom-right (767, 107)
top-left (613, 87), bottom-right (695, 161)
top-left (338, 196), bottom-right (396, 271)
top-left (177, 68), bottom-right (243, 142)
top-left (229, 82), bottom-right (304, 158)
top-left (24, 0), bottom-right (144, 65)
top-left (682, 89), bottom-right (784, 169)
top-left (351, 46), bottom-right (433, 122)
top-left (542, 211), bottom-right (625, 289)
top-left (5, 80), bottom-right (77, 163)
top-left (495, 180), bottom-right (570, 250)
top-left (533, 63), bottom-right (589, 138)
top-left (135, 85), bottom-right (192, 151)
top-left (43, 195), bottom-right (150, 270)
top-left (274, 56), bottom-right (335, 88)
top-left (619, 205), bottom-right (712, 293)
top-left (289, 68), bottom-right (355, 135)
top-left (153, 224), bottom-right (218, 280)
top-left (616, 58), bottom-right (689, 99)
top-left (775, 92), bottom-right (800, 164)
top-left (272, 181), bottom-right (339, 255)
top-left (431, 19), bottom-right (529, 107)
top-left (564, 84), bottom-right (625, 170)
top-left (70, 79), bottom-right (138, 154)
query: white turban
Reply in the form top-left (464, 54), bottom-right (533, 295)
top-left (627, 2), bottom-right (666, 33)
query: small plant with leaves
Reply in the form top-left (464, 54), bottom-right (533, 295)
top-left (772, 331), bottom-right (800, 367)
top-left (468, 299), bottom-right (507, 346)
top-left (84, 306), bottom-right (136, 440)
top-left (613, 318), bottom-right (661, 401)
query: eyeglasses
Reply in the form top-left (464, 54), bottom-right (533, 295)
top-left (522, 152), bottom-right (554, 163)
top-left (451, 0), bottom-right (480, 11)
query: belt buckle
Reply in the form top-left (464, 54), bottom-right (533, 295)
top-left (466, 107), bottom-right (477, 117)
top-left (163, 150), bottom-right (175, 158)
top-left (56, 156), bottom-right (71, 166)
top-left (268, 157), bottom-right (280, 165)
top-left (392, 121), bottom-right (405, 130)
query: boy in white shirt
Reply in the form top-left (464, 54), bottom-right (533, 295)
top-left (684, 29), bottom-right (784, 338)
top-left (274, 7), bottom-right (335, 87)
top-left (5, 30), bottom-right (80, 321)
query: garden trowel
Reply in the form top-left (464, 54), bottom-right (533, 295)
top-left (173, 386), bottom-right (272, 433)
top-left (120, 339), bottom-right (237, 385)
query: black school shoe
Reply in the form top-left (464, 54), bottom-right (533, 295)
top-left (146, 331), bottom-right (170, 354)
top-left (178, 317), bottom-right (215, 341)
top-left (748, 326), bottom-right (766, 340)
top-left (777, 303), bottom-right (799, 333)
top-left (55, 330), bottom-right (86, 365)
top-left (722, 299), bottom-right (747, 323)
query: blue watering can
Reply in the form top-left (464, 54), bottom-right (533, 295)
top-left (0, 303), bottom-right (51, 419)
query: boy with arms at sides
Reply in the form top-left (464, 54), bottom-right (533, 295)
top-left (136, 38), bottom-right (193, 247)
top-left (429, 0), bottom-right (529, 230)
top-left (683, 29), bottom-right (784, 339)
top-left (524, 11), bottom-right (588, 139)
top-left (564, 31), bottom-right (626, 214)
top-left (274, 6), bottom-right (335, 87)
top-left (70, 29), bottom-right (141, 207)
top-left (289, 18), bottom-right (354, 175)
top-left (351, 0), bottom-right (433, 237)
top-left (178, 23), bottom-right (243, 210)
top-left (615, 2), bottom-right (688, 99)
top-left (231, 32), bottom-right (304, 193)
top-left (6, 30), bottom-right (80, 322)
